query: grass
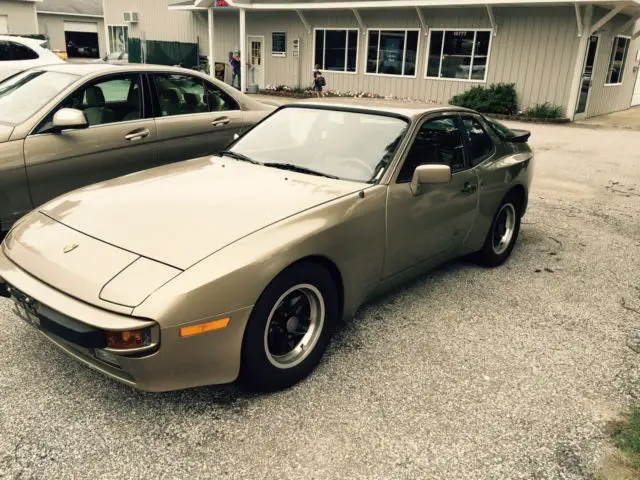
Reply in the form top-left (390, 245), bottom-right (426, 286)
top-left (608, 406), bottom-right (640, 474)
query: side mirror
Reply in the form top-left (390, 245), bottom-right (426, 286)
top-left (410, 164), bottom-right (452, 195)
top-left (52, 108), bottom-right (88, 132)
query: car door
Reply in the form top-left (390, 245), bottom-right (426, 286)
top-left (152, 72), bottom-right (245, 163)
top-left (383, 113), bottom-right (480, 278)
top-left (23, 72), bottom-right (159, 207)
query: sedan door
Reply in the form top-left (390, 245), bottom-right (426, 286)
top-left (384, 113), bottom-right (480, 278)
top-left (23, 72), bottom-right (159, 207)
top-left (151, 72), bottom-right (245, 162)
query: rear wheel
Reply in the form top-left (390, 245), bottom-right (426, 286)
top-left (473, 193), bottom-right (522, 267)
top-left (240, 262), bottom-right (338, 391)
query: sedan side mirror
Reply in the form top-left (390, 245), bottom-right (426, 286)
top-left (410, 164), bottom-right (452, 195)
top-left (52, 108), bottom-right (88, 132)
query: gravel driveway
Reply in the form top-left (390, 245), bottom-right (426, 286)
top-left (0, 121), bottom-right (639, 480)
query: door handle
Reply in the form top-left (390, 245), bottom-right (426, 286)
top-left (212, 117), bottom-right (230, 127)
top-left (461, 182), bottom-right (477, 194)
top-left (125, 128), bottom-right (150, 141)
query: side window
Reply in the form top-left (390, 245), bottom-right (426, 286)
top-left (204, 81), bottom-right (240, 112)
top-left (154, 73), bottom-right (208, 117)
top-left (397, 116), bottom-right (465, 183)
top-left (461, 116), bottom-right (494, 166)
top-left (10, 42), bottom-right (39, 60)
top-left (36, 74), bottom-right (142, 132)
top-left (0, 41), bottom-right (10, 61)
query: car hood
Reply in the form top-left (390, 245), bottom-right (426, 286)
top-left (0, 124), bottom-right (15, 143)
top-left (39, 156), bottom-right (365, 270)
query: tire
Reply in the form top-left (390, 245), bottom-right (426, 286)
top-left (240, 261), bottom-right (339, 392)
top-left (473, 193), bottom-right (522, 268)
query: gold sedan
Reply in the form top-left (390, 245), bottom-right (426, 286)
top-left (0, 102), bottom-right (534, 392)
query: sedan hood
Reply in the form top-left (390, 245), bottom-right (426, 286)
top-left (0, 124), bottom-right (15, 143)
top-left (40, 157), bottom-right (364, 269)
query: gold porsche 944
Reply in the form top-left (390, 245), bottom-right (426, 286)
top-left (0, 102), bottom-right (534, 392)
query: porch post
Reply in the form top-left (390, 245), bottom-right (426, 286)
top-left (239, 7), bottom-right (247, 93)
top-left (208, 7), bottom-right (215, 76)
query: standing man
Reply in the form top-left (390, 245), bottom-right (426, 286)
top-left (229, 50), bottom-right (241, 89)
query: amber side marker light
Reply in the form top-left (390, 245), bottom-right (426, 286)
top-left (180, 318), bottom-right (230, 337)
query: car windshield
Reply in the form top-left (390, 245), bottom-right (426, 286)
top-left (0, 70), bottom-right (78, 124)
top-left (227, 106), bottom-right (409, 183)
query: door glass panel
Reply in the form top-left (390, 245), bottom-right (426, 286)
top-left (36, 74), bottom-right (142, 131)
top-left (251, 41), bottom-right (261, 66)
top-left (576, 36), bottom-right (598, 115)
top-left (204, 81), bottom-right (239, 112)
top-left (398, 117), bottom-right (465, 183)
top-left (154, 73), bottom-right (208, 117)
top-left (461, 117), bottom-right (494, 165)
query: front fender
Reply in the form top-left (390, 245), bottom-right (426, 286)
top-left (133, 184), bottom-right (388, 328)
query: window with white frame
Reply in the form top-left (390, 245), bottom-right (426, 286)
top-left (366, 29), bottom-right (419, 76)
top-left (108, 25), bottom-right (128, 53)
top-left (606, 35), bottom-right (630, 85)
top-left (426, 29), bottom-right (492, 81)
top-left (314, 29), bottom-right (358, 73)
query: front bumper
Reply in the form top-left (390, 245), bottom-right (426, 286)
top-left (0, 248), bottom-right (253, 392)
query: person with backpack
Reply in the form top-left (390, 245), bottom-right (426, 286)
top-left (313, 65), bottom-right (326, 98)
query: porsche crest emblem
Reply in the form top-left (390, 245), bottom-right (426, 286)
top-left (63, 243), bottom-right (79, 254)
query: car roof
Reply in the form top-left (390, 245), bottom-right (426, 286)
top-left (28, 62), bottom-right (234, 84)
top-left (36, 63), bottom-right (214, 76)
top-left (288, 98), bottom-right (475, 120)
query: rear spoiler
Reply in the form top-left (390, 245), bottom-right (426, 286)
top-left (507, 129), bottom-right (531, 143)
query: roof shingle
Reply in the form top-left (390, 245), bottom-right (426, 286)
top-left (36, 0), bottom-right (103, 17)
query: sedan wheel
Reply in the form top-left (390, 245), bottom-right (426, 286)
top-left (241, 262), bottom-right (338, 391)
top-left (474, 193), bottom-right (522, 267)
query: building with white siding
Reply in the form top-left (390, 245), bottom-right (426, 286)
top-left (101, 0), bottom-right (640, 120)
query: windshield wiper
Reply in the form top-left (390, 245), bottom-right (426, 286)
top-left (219, 150), bottom-right (260, 165)
top-left (263, 162), bottom-right (340, 180)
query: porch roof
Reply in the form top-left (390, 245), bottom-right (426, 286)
top-left (191, 0), bottom-right (640, 16)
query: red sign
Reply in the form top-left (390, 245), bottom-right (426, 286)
top-left (216, 0), bottom-right (229, 6)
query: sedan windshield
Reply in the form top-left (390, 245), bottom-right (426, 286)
top-left (0, 70), bottom-right (78, 124)
top-left (228, 106), bottom-right (409, 183)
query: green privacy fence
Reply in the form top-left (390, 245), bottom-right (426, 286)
top-left (127, 38), bottom-right (199, 68)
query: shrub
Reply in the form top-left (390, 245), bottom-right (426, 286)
top-left (526, 103), bottom-right (563, 119)
top-left (449, 83), bottom-right (518, 115)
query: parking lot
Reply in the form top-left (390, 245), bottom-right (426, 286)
top-left (0, 119), bottom-right (638, 479)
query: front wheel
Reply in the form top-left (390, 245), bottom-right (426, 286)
top-left (240, 262), bottom-right (338, 391)
top-left (473, 194), bottom-right (522, 267)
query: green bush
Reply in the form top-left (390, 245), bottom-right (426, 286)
top-left (526, 103), bottom-right (563, 119)
top-left (449, 83), bottom-right (518, 115)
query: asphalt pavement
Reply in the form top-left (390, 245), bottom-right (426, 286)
top-left (0, 119), bottom-right (639, 480)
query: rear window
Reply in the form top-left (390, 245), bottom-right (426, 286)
top-left (0, 41), bottom-right (39, 61)
top-left (483, 116), bottom-right (519, 139)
